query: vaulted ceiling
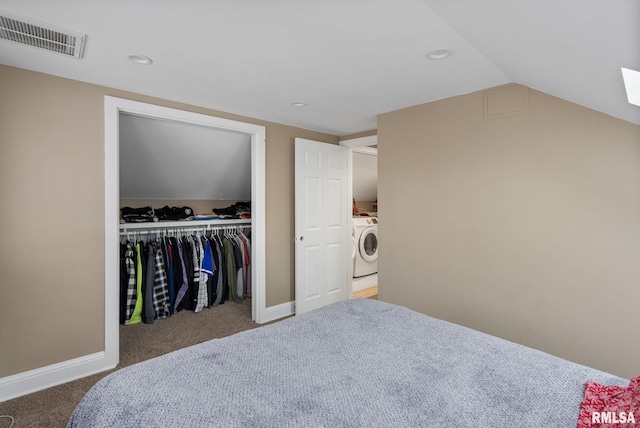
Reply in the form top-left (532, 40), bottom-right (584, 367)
top-left (1, 0), bottom-right (638, 136)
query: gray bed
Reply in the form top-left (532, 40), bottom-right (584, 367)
top-left (67, 299), bottom-right (626, 427)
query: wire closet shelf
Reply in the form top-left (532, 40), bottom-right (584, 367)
top-left (119, 219), bottom-right (251, 237)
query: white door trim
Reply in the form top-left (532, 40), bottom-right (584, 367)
top-left (339, 135), bottom-right (377, 148)
top-left (104, 96), bottom-right (268, 369)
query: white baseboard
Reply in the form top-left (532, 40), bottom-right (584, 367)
top-left (1, 303), bottom-right (294, 402)
top-left (0, 352), bottom-right (116, 403)
top-left (260, 301), bottom-right (295, 323)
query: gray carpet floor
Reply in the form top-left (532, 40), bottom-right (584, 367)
top-left (0, 299), bottom-right (262, 428)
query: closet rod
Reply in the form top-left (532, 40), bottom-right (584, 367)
top-left (119, 225), bottom-right (250, 237)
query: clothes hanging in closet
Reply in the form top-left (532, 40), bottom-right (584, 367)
top-left (119, 228), bottom-right (251, 325)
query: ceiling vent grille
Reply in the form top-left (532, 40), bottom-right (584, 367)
top-left (0, 11), bottom-right (85, 59)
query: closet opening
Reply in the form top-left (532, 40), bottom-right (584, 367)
top-left (105, 96), bottom-right (266, 369)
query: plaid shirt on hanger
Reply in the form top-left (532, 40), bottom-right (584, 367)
top-left (123, 242), bottom-right (138, 324)
top-left (152, 242), bottom-right (171, 319)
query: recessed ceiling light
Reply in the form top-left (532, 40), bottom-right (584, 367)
top-left (426, 48), bottom-right (453, 60)
top-left (127, 53), bottom-right (153, 65)
top-left (291, 101), bottom-right (307, 107)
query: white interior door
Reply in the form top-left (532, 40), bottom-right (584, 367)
top-left (295, 138), bottom-right (349, 315)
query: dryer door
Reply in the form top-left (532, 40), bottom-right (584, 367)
top-left (359, 227), bottom-right (378, 262)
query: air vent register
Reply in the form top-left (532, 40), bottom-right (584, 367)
top-left (0, 11), bottom-right (85, 59)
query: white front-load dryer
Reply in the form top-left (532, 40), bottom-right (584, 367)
top-left (353, 217), bottom-right (378, 277)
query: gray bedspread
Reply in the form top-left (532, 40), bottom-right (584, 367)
top-left (67, 299), bottom-right (627, 427)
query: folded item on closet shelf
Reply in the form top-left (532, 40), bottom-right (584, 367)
top-left (193, 214), bottom-right (221, 221)
top-left (121, 206), bottom-right (157, 223)
top-left (212, 201), bottom-right (251, 218)
top-left (155, 206), bottom-right (194, 221)
top-left (212, 206), bottom-right (239, 217)
top-left (234, 201), bottom-right (251, 212)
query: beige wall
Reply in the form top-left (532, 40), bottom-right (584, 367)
top-left (0, 65), bottom-right (337, 378)
top-left (377, 85), bottom-right (640, 378)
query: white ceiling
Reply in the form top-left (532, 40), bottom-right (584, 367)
top-left (0, 0), bottom-right (638, 136)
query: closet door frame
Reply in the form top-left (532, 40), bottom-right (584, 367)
top-left (104, 96), bottom-right (267, 369)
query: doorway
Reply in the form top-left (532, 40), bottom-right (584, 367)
top-left (340, 136), bottom-right (378, 300)
top-left (104, 96), bottom-right (266, 369)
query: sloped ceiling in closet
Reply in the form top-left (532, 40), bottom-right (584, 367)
top-left (119, 113), bottom-right (251, 200)
top-left (353, 151), bottom-right (377, 202)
